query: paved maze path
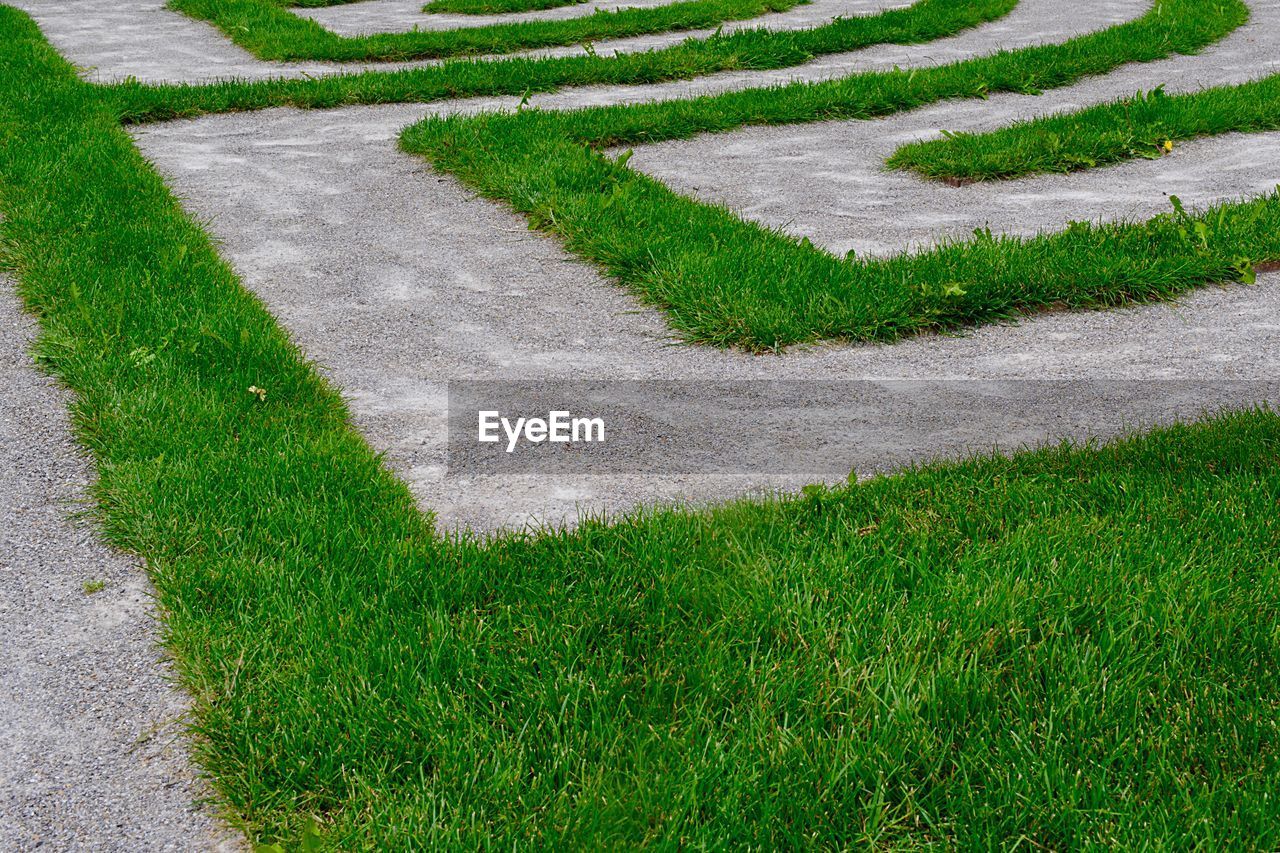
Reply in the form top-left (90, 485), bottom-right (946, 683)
top-left (113, 0), bottom-right (1280, 530)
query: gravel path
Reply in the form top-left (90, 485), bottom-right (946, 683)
top-left (129, 0), bottom-right (1280, 531)
top-left (0, 281), bottom-right (238, 850)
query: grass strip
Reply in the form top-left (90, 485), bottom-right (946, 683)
top-left (170, 0), bottom-right (808, 62)
top-left (398, 0), bottom-right (1268, 350)
top-left (425, 0), bottom-right (594, 16)
top-left (888, 74), bottom-right (1280, 181)
top-left (109, 0), bottom-right (1013, 121)
top-left (285, 0), bottom-right (369, 8)
top-left (6, 3), bottom-right (1280, 848)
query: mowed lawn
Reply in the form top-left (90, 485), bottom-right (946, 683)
top-left (2, 1), bottom-right (1280, 848)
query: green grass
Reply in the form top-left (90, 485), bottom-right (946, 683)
top-left (424, 0), bottom-right (593, 16)
top-left (6, 0), bottom-right (1280, 848)
top-left (108, 0), bottom-right (1016, 122)
top-left (170, 0), bottom-right (809, 62)
top-left (397, 0), bottom-right (1267, 350)
top-left (141, 0), bottom-right (1011, 104)
top-left (888, 73), bottom-right (1280, 181)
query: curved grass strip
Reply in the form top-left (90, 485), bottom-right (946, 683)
top-left (888, 74), bottom-right (1280, 181)
top-left (7, 4), bottom-right (1280, 848)
top-left (110, 0), bottom-right (1015, 121)
top-left (399, 0), bottom-right (1265, 350)
top-left (425, 0), bottom-right (591, 16)
top-left (172, 0), bottom-right (806, 62)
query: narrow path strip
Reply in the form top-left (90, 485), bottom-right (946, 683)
top-left (0, 282), bottom-right (237, 851)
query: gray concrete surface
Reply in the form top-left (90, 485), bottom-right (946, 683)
top-left (0, 282), bottom-right (238, 850)
top-left (129, 0), bottom-right (1280, 532)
